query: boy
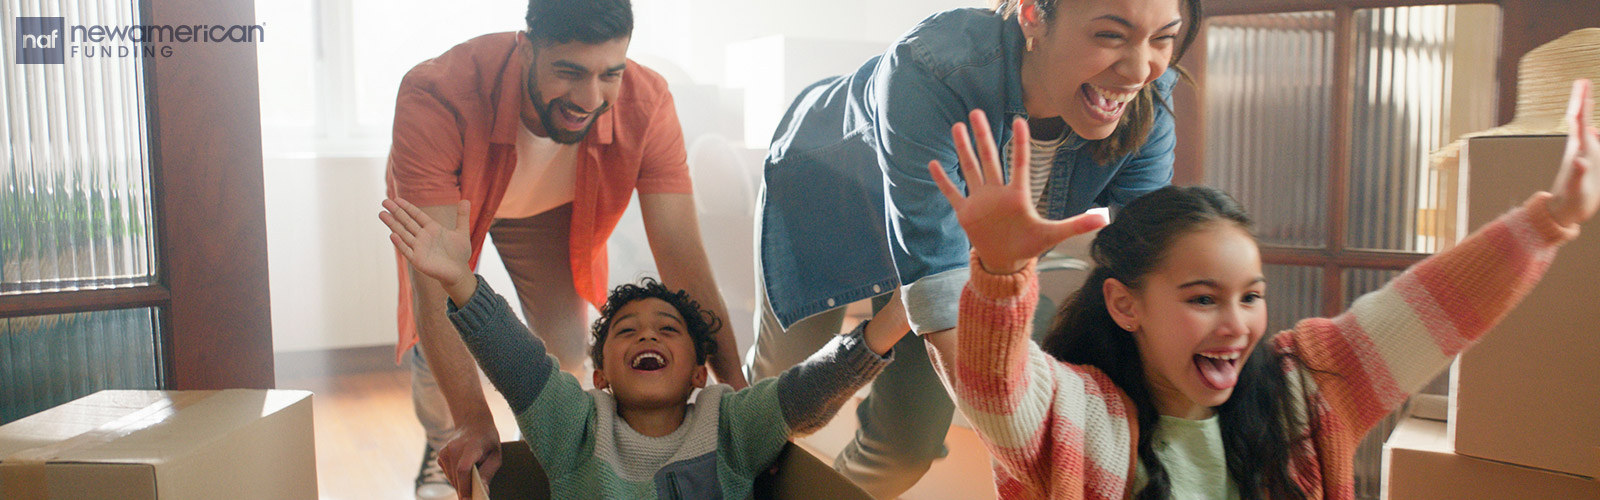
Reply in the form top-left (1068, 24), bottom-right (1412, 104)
top-left (380, 197), bottom-right (905, 499)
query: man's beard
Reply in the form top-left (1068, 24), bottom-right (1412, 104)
top-left (528, 90), bottom-right (609, 145)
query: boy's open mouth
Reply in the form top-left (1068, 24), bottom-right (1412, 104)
top-left (1194, 350), bottom-right (1241, 391)
top-left (630, 350), bottom-right (667, 371)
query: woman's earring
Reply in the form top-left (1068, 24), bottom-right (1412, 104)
top-left (1026, 37), bottom-right (1035, 52)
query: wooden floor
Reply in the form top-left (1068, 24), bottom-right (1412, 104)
top-left (277, 356), bottom-right (997, 500)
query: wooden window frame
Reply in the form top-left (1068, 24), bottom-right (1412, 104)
top-left (1175, 0), bottom-right (1600, 316)
top-left (0, 0), bottom-right (273, 390)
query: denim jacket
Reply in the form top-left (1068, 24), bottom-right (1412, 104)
top-left (759, 8), bottom-right (1176, 332)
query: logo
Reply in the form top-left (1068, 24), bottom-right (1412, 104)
top-left (17, 17), bottom-right (65, 64)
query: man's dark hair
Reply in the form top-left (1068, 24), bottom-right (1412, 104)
top-left (589, 277), bottom-right (720, 369)
top-left (524, 0), bottom-right (634, 47)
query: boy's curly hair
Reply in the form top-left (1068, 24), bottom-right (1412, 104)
top-left (589, 278), bottom-right (721, 369)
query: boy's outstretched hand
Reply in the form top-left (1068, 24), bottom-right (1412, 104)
top-left (381, 198), bottom-right (476, 303)
top-left (929, 109), bottom-right (1108, 275)
top-left (1549, 79), bottom-right (1600, 228)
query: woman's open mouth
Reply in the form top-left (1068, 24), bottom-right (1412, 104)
top-left (1080, 83), bottom-right (1137, 124)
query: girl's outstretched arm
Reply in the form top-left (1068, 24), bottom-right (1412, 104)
top-left (933, 111), bottom-right (1135, 497)
top-left (1278, 79), bottom-right (1598, 442)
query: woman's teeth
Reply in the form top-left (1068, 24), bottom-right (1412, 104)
top-left (1088, 84), bottom-right (1138, 104)
top-left (1082, 84), bottom-right (1136, 122)
top-left (1197, 351), bottom-right (1241, 361)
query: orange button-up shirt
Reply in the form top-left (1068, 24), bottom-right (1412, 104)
top-left (385, 32), bottom-right (693, 361)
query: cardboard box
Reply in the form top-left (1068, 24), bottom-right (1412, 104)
top-left (1384, 417), bottom-right (1599, 499)
top-left (486, 440), bottom-right (873, 500)
top-left (0, 389), bottom-right (316, 499)
top-left (1451, 135), bottom-right (1600, 479)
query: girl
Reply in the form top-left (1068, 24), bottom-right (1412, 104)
top-left (752, 0), bottom-right (1201, 495)
top-left (928, 79), bottom-right (1599, 499)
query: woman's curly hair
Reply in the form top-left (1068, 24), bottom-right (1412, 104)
top-left (589, 277), bottom-right (721, 369)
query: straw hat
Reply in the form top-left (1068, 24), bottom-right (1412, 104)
top-left (1431, 28), bottom-right (1600, 168)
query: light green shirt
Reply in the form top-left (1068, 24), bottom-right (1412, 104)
top-left (1132, 415), bottom-right (1242, 499)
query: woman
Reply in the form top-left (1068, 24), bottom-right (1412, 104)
top-left (750, 0), bottom-right (1202, 496)
top-left (933, 80), bottom-right (1599, 499)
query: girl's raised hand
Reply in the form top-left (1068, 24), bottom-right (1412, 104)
top-left (1549, 79), bottom-right (1600, 228)
top-left (380, 198), bottom-right (473, 291)
top-left (929, 109), bottom-right (1108, 275)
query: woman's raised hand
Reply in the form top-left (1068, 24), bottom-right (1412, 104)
top-left (380, 198), bottom-right (474, 291)
top-left (929, 109), bottom-right (1108, 274)
top-left (1549, 79), bottom-right (1600, 228)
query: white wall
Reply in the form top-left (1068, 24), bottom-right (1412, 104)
top-left (265, 0), bottom-right (990, 354)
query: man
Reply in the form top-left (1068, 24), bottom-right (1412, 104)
top-left (385, 1), bottom-right (747, 498)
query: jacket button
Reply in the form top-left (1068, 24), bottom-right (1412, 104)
top-left (826, 299), bottom-right (836, 307)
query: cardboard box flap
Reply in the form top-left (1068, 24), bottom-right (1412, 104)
top-left (0, 389), bottom-right (317, 500)
top-left (0, 391), bottom-right (180, 458)
top-left (0, 390), bottom-right (310, 466)
top-left (72, 390), bottom-right (309, 464)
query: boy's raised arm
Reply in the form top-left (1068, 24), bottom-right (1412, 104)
top-left (381, 198), bottom-right (597, 476)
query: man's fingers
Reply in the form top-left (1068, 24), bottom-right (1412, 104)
top-left (929, 160), bottom-right (965, 209)
top-left (451, 454), bottom-right (477, 496)
top-left (478, 452), bottom-right (503, 489)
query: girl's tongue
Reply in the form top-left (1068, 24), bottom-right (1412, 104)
top-left (1194, 354), bottom-right (1239, 391)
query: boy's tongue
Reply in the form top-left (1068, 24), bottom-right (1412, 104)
top-left (1195, 355), bottom-right (1238, 391)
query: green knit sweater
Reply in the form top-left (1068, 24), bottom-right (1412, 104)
top-left (447, 278), bottom-right (891, 499)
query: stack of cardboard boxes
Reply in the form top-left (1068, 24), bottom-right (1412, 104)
top-left (1383, 136), bottom-right (1600, 499)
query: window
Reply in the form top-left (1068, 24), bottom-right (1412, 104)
top-left (1, 0), bottom-right (162, 422)
top-left (2, 0), bottom-right (273, 423)
top-left (1195, 3), bottom-right (1500, 498)
top-left (256, 0), bottom-right (523, 157)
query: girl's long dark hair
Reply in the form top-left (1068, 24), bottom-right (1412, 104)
top-left (1040, 186), bottom-right (1307, 500)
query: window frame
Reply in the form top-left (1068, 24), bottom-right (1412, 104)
top-left (0, 0), bottom-right (274, 390)
top-left (1177, 0), bottom-right (1591, 317)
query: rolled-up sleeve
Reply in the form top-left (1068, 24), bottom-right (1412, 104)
top-left (903, 266), bottom-right (970, 334)
top-left (869, 43), bottom-right (988, 335)
top-left (389, 71), bottom-right (466, 207)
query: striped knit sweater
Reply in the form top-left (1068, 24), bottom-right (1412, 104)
top-left (951, 193), bottom-right (1579, 500)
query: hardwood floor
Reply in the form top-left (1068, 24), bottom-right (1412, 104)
top-left (277, 348), bottom-right (997, 500)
